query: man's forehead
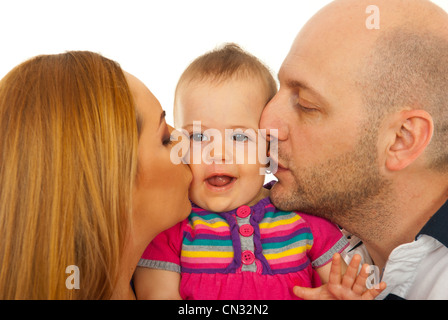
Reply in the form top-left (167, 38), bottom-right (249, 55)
top-left (278, 36), bottom-right (367, 113)
top-left (280, 17), bottom-right (375, 87)
top-left (278, 44), bottom-right (330, 93)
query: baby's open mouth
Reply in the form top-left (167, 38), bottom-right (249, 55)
top-left (205, 175), bottom-right (236, 188)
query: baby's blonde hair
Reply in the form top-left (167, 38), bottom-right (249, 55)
top-left (174, 43), bottom-right (277, 125)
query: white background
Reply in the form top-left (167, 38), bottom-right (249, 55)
top-left (2, 0), bottom-right (447, 127)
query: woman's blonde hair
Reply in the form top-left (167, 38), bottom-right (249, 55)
top-left (0, 51), bottom-right (139, 299)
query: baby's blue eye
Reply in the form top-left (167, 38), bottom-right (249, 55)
top-left (190, 133), bottom-right (209, 142)
top-left (232, 133), bottom-right (248, 142)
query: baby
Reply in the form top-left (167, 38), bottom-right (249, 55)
top-left (133, 43), bottom-right (385, 300)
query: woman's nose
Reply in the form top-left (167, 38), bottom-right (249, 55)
top-left (259, 92), bottom-right (289, 142)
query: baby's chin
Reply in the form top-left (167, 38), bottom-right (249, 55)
top-left (188, 182), bottom-right (261, 213)
top-left (190, 192), bottom-right (251, 213)
top-left (193, 197), bottom-right (236, 213)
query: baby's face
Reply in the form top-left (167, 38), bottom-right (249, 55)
top-left (174, 77), bottom-right (269, 212)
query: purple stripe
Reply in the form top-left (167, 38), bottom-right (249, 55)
top-left (250, 207), bottom-right (272, 275)
top-left (219, 212), bottom-right (242, 273)
top-left (184, 232), bottom-right (232, 242)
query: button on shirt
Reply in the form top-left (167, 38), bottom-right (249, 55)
top-left (236, 205), bottom-right (251, 218)
top-left (236, 205), bottom-right (257, 271)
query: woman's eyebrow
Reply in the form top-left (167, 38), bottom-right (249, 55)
top-left (159, 110), bottom-right (166, 127)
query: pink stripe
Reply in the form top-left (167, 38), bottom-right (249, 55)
top-left (181, 261), bottom-right (233, 269)
top-left (270, 259), bottom-right (308, 270)
top-left (259, 222), bottom-right (306, 238)
top-left (193, 224), bottom-right (230, 232)
top-left (191, 207), bottom-right (207, 212)
top-left (189, 225), bottom-right (231, 235)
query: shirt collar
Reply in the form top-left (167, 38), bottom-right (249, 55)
top-left (417, 200), bottom-right (448, 248)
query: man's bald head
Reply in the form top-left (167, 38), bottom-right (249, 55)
top-left (360, 28), bottom-right (448, 171)
top-left (296, 0), bottom-right (448, 171)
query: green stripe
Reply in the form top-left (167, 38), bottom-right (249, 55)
top-left (261, 232), bottom-right (312, 250)
top-left (262, 210), bottom-right (295, 219)
top-left (189, 212), bottom-right (225, 221)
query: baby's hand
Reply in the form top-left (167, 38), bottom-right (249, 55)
top-left (293, 253), bottom-right (386, 300)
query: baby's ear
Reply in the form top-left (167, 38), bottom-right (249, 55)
top-left (385, 109), bottom-right (433, 171)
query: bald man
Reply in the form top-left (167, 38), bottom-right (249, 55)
top-left (260, 0), bottom-right (448, 299)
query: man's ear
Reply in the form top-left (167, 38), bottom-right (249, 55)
top-left (386, 109), bottom-right (434, 171)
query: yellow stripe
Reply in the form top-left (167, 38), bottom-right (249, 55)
top-left (259, 215), bottom-right (301, 229)
top-left (264, 244), bottom-right (312, 260)
top-left (181, 250), bottom-right (234, 258)
top-left (192, 219), bottom-right (230, 229)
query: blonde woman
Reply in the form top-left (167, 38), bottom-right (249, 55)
top-left (0, 51), bottom-right (192, 299)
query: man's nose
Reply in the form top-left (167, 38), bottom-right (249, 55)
top-left (259, 92), bottom-right (289, 142)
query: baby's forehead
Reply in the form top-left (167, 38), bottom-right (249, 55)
top-left (178, 73), bottom-right (267, 91)
top-left (176, 108), bottom-right (263, 131)
top-left (176, 75), bottom-right (270, 104)
top-left (174, 76), bottom-right (268, 126)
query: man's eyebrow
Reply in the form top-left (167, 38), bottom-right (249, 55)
top-left (290, 80), bottom-right (327, 100)
top-left (279, 75), bottom-right (329, 105)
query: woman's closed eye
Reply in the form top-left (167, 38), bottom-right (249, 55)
top-left (162, 134), bottom-right (172, 146)
top-left (162, 124), bottom-right (173, 146)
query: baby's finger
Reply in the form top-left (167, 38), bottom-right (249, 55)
top-left (351, 263), bottom-right (371, 295)
top-left (341, 254), bottom-right (362, 289)
top-left (328, 253), bottom-right (342, 285)
top-left (293, 286), bottom-right (321, 300)
top-left (361, 281), bottom-right (387, 300)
